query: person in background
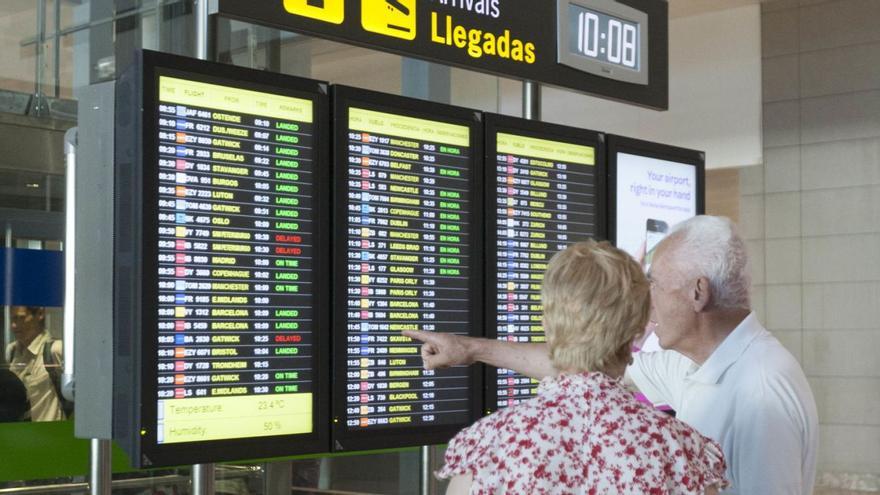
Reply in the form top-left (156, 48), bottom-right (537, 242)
top-left (438, 240), bottom-right (727, 494)
top-left (5, 306), bottom-right (66, 421)
top-left (0, 356), bottom-right (30, 422)
top-left (408, 216), bottom-right (818, 494)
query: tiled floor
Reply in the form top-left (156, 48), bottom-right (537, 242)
top-left (816, 490), bottom-right (879, 494)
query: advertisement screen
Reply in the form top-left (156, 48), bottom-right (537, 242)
top-left (609, 137), bottom-right (704, 352)
top-left (485, 116), bottom-right (605, 411)
top-left (332, 87), bottom-right (483, 450)
top-left (115, 50), bottom-right (329, 467)
top-left (614, 152), bottom-right (698, 259)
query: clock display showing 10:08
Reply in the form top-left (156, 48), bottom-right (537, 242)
top-left (569, 5), bottom-right (639, 70)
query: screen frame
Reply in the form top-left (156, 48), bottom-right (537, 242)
top-left (605, 134), bottom-right (706, 248)
top-left (482, 113), bottom-right (607, 414)
top-left (114, 49), bottom-right (331, 467)
top-left (330, 85), bottom-right (485, 451)
top-left (556, 0), bottom-right (651, 85)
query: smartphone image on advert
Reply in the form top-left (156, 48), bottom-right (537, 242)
top-left (644, 218), bottom-right (669, 270)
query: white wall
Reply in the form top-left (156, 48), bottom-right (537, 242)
top-left (531, 5), bottom-right (763, 170)
top-left (740, 0), bottom-right (880, 489)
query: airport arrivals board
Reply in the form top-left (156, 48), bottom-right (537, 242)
top-left (153, 77), bottom-right (317, 441)
top-left (484, 115), bottom-right (605, 411)
top-left (331, 87), bottom-right (483, 450)
top-left (109, 51), bottom-right (704, 467)
top-left (114, 51), bottom-right (329, 467)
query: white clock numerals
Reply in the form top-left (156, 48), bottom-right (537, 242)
top-left (607, 19), bottom-right (622, 64)
top-left (576, 10), bottom-right (638, 69)
top-left (566, 2), bottom-right (647, 83)
top-left (622, 24), bottom-right (638, 68)
top-left (577, 11), bottom-right (600, 58)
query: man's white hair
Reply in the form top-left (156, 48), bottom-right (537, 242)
top-left (664, 215), bottom-right (751, 310)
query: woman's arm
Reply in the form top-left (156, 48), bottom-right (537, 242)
top-left (402, 330), bottom-right (556, 380)
top-left (445, 474), bottom-right (473, 495)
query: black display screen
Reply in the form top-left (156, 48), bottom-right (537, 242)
top-left (484, 115), bottom-right (605, 411)
top-left (114, 50), bottom-right (329, 467)
top-left (331, 87), bottom-right (483, 450)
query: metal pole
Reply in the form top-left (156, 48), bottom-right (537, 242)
top-left (34, 0), bottom-right (48, 116)
top-left (3, 225), bottom-right (11, 347)
top-left (420, 445), bottom-right (431, 495)
top-left (522, 81), bottom-right (541, 121)
top-left (191, 4), bottom-right (215, 492)
top-left (263, 461), bottom-right (293, 495)
top-left (192, 463), bottom-right (215, 495)
top-left (53, 0), bottom-right (61, 98)
top-left (62, 128), bottom-right (77, 403)
top-left (45, 175), bottom-right (52, 212)
top-left (194, 0), bottom-right (209, 61)
top-left (401, 59), bottom-right (451, 104)
top-left (89, 439), bottom-right (111, 495)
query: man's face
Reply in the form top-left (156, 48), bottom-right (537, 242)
top-left (646, 243), bottom-right (696, 351)
top-left (10, 306), bottom-right (44, 342)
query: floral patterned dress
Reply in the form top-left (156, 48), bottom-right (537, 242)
top-left (438, 372), bottom-right (728, 494)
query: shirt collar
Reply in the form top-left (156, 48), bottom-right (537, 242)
top-left (540, 371), bottom-right (620, 395)
top-left (24, 331), bottom-right (51, 356)
top-left (687, 312), bottom-right (764, 385)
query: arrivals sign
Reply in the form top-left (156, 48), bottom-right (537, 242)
top-left (211, 0), bottom-right (668, 109)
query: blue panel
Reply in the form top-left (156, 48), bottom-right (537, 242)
top-left (0, 248), bottom-right (65, 307)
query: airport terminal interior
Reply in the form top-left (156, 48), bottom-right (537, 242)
top-left (0, 0), bottom-right (878, 493)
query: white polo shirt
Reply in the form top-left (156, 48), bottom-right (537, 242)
top-left (626, 313), bottom-right (818, 495)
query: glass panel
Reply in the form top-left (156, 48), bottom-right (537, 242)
top-left (0, 169), bottom-right (64, 211)
top-left (320, 450), bottom-right (418, 494)
top-left (311, 40), bottom-right (403, 94)
top-left (2, 221), bottom-right (67, 423)
top-left (0, 2), bottom-right (508, 487)
top-left (113, 466), bottom-right (201, 494)
top-left (55, 3), bottom-right (78, 99)
top-left (0, 0), bottom-right (38, 95)
top-left (216, 464), bottom-right (264, 494)
top-left (2, 305), bottom-right (67, 423)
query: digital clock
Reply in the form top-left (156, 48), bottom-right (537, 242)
top-left (557, 0), bottom-right (650, 85)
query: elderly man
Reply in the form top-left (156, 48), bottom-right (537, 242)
top-left (439, 240), bottom-right (727, 494)
top-left (405, 215), bottom-right (818, 494)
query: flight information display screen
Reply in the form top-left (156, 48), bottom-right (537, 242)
top-left (154, 76), bottom-right (318, 443)
top-left (485, 115), bottom-right (605, 411)
top-left (115, 51), bottom-right (329, 467)
top-left (332, 87), bottom-right (483, 450)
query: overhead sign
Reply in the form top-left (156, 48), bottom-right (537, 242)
top-left (210, 0), bottom-right (668, 109)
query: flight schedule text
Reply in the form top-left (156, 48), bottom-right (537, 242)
top-left (341, 108), bottom-right (474, 431)
top-left (493, 132), bottom-right (598, 408)
top-left (155, 76), bottom-right (316, 443)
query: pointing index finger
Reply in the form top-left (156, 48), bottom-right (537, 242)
top-left (402, 330), bottom-right (430, 343)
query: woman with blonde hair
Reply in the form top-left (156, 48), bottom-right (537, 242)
top-left (437, 240), bottom-right (727, 494)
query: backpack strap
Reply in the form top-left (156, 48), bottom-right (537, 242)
top-left (42, 339), bottom-right (72, 418)
top-left (42, 339), bottom-right (63, 398)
